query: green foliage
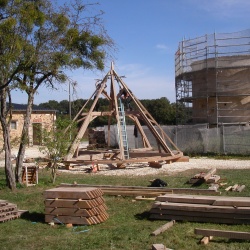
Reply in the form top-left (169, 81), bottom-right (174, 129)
top-left (39, 117), bottom-right (77, 183)
top-left (141, 97), bottom-right (176, 124)
top-left (39, 96), bottom-right (183, 126)
top-left (0, 0), bottom-right (8, 8)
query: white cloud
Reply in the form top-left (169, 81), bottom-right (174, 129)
top-left (190, 0), bottom-right (250, 17)
top-left (156, 44), bottom-right (168, 50)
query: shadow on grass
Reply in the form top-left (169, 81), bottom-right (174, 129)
top-left (134, 211), bottom-right (151, 220)
top-left (21, 211), bottom-right (45, 223)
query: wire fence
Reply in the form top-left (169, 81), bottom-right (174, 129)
top-left (104, 124), bottom-right (250, 155)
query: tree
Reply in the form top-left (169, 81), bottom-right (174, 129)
top-left (39, 117), bottom-right (77, 184)
top-left (0, 0), bottom-right (37, 189)
top-left (140, 97), bottom-right (175, 124)
top-left (0, 0), bottom-right (114, 188)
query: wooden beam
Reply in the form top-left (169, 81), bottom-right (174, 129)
top-left (155, 194), bottom-right (250, 206)
top-left (194, 228), bottom-right (250, 240)
top-left (112, 69), bottom-right (176, 155)
top-left (65, 75), bottom-right (109, 160)
top-left (150, 220), bottom-right (175, 236)
top-left (150, 213), bottom-right (250, 224)
top-left (59, 183), bottom-right (219, 196)
top-left (110, 64), bottom-right (125, 160)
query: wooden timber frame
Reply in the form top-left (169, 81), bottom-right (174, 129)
top-left (64, 62), bottom-right (186, 166)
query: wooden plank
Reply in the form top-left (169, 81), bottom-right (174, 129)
top-left (45, 197), bottom-right (106, 209)
top-left (232, 184), bottom-right (239, 192)
top-left (152, 244), bottom-right (166, 250)
top-left (45, 205), bottom-right (107, 217)
top-left (59, 183), bottom-right (219, 195)
top-left (150, 208), bottom-right (250, 219)
top-left (225, 186), bottom-right (232, 191)
top-left (0, 200), bottom-right (8, 206)
top-left (135, 196), bottom-right (156, 201)
top-left (149, 213), bottom-right (250, 224)
top-left (236, 185), bottom-right (245, 192)
top-left (151, 202), bottom-right (250, 214)
top-left (200, 236), bottom-right (213, 245)
top-left (194, 228), bottom-right (250, 240)
top-left (43, 187), bottom-right (103, 199)
top-left (0, 214), bottom-right (20, 223)
top-left (150, 220), bottom-right (175, 236)
top-left (206, 175), bottom-right (220, 184)
top-left (45, 212), bottom-right (109, 225)
top-left (155, 194), bottom-right (250, 207)
top-left (203, 168), bottom-right (217, 181)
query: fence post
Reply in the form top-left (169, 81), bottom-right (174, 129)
top-left (220, 124), bottom-right (226, 155)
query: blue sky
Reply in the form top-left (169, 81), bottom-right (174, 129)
top-left (12, 0), bottom-right (250, 104)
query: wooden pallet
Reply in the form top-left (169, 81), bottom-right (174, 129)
top-left (0, 201), bottom-right (21, 223)
top-left (22, 166), bottom-right (38, 186)
top-left (44, 187), bottom-right (108, 225)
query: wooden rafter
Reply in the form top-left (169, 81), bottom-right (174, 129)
top-left (64, 62), bottom-right (184, 164)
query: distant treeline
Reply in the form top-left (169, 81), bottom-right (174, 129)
top-left (38, 97), bottom-right (187, 126)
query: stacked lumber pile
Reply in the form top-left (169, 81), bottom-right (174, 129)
top-left (188, 168), bottom-right (217, 184)
top-left (149, 194), bottom-right (250, 224)
top-left (0, 200), bottom-right (20, 223)
top-left (44, 187), bottom-right (108, 225)
top-left (59, 183), bottom-right (219, 197)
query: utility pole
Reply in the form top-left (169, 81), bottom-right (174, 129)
top-left (69, 82), bottom-right (71, 121)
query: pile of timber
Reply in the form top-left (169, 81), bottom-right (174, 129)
top-left (0, 200), bottom-right (21, 223)
top-left (44, 187), bottom-right (108, 225)
top-left (59, 183), bottom-right (219, 197)
top-left (149, 194), bottom-right (250, 224)
top-left (189, 168), bottom-right (218, 184)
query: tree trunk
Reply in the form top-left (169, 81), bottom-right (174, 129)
top-left (3, 126), bottom-right (16, 190)
top-left (16, 91), bottom-right (35, 183)
top-left (0, 91), bottom-right (16, 190)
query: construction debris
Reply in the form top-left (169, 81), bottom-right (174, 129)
top-left (44, 187), bottom-right (108, 225)
top-left (206, 175), bottom-right (221, 184)
top-left (225, 184), bottom-right (245, 192)
top-left (149, 161), bottom-right (166, 168)
top-left (151, 244), bottom-right (173, 250)
top-left (188, 168), bottom-right (217, 184)
top-left (149, 194), bottom-right (250, 224)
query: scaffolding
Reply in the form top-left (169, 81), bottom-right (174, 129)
top-left (175, 29), bottom-right (250, 126)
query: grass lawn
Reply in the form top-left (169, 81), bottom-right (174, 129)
top-left (0, 167), bottom-right (250, 250)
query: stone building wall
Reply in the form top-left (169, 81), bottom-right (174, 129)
top-left (0, 111), bottom-right (56, 149)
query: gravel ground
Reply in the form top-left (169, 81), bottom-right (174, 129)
top-left (61, 158), bottom-right (250, 176)
top-left (1, 146), bottom-right (250, 176)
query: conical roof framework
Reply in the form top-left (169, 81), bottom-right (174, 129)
top-left (64, 62), bottom-right (186, 165)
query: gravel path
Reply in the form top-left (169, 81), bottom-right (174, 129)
top-left (1, 146), bottom-right (250, 176)
top-left (58, 158), bottom-right (250, 176)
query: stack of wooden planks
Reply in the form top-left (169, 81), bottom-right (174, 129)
top-left (0, 200), bottom-right (20, 223)
top-left (149, 194), bottom-right (250, 224)
top-left (59, 183), bottom-right (219, 197)
top-left (44, 187), bottom-right (108, 225)
top-left (188, 168), bottom-right (217, 184)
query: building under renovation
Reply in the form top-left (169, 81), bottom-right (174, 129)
top-left (175, 29), bottom-right (250, 126)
